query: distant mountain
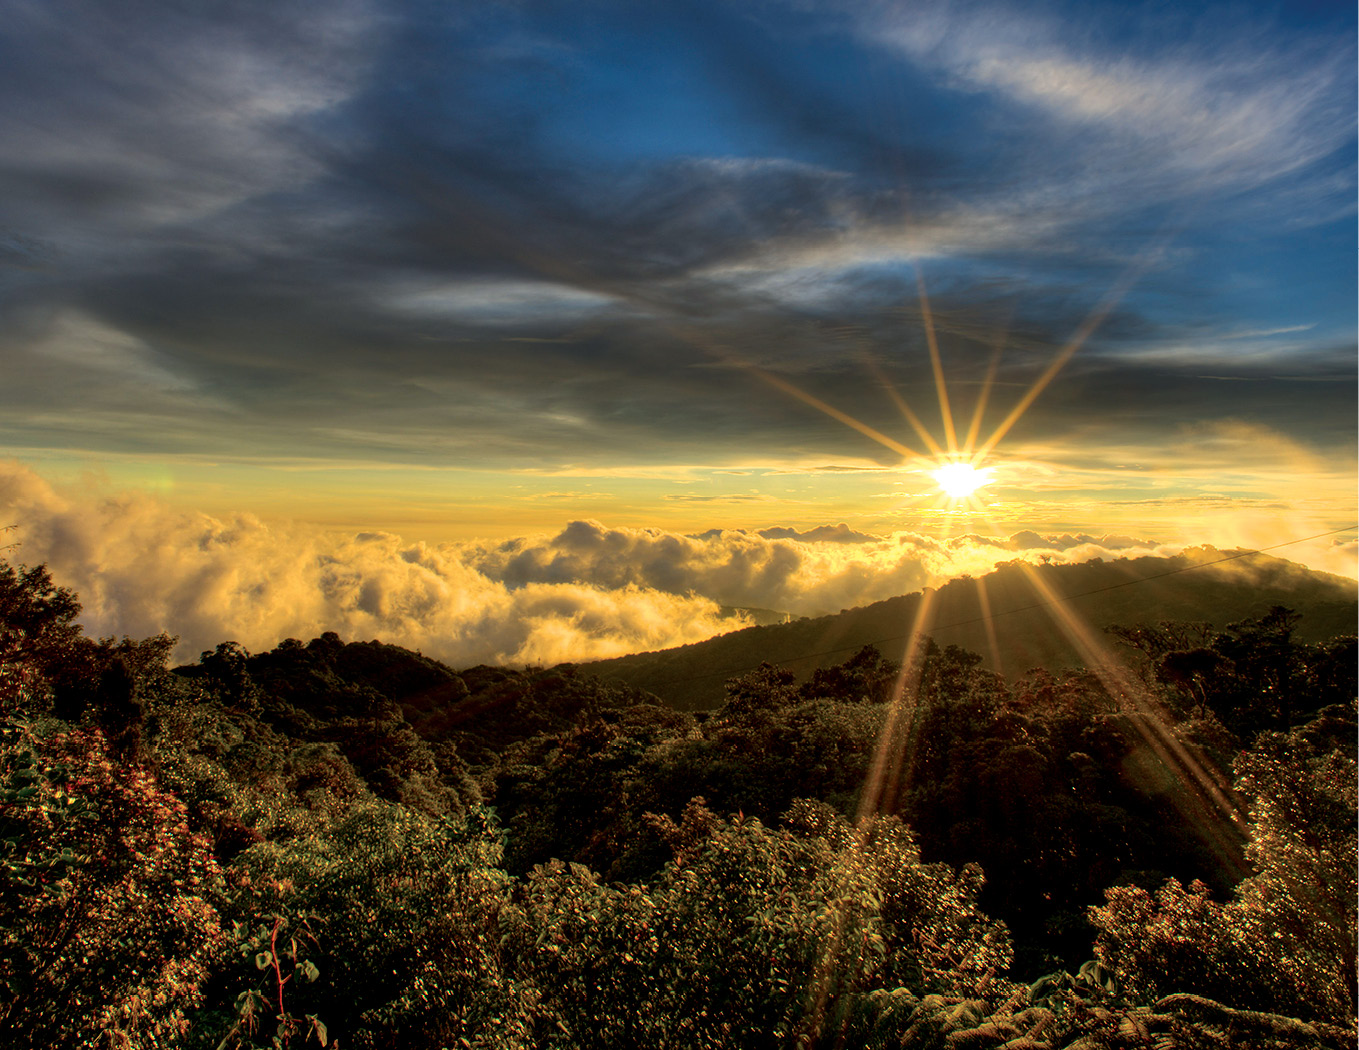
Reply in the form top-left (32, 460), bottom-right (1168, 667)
top-left (582, 548), bottom-right (1358, 709)
top-left (716, 605), bottom-right (797, 627)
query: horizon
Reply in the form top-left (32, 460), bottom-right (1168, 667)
top-left (3, 478), bottom-right (1353, 670)
top-left (1, 0), bottom-right (1354, 666)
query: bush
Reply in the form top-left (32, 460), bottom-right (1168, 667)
top-left (0, 721), bottom-right (224, 1048)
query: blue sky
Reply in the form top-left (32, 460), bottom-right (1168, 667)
top-left (0, 0), bottom-right (1353, 549)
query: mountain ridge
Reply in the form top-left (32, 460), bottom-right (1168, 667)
top-left (581, 547), bottom-right (1358, 708)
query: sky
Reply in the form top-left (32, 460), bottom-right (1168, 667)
top-left (1, 0), bottom-right (1355, 665)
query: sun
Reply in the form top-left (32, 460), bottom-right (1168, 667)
top-left (932, 460), bottom-right (993, 499)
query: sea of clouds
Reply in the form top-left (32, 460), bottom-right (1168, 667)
top-left (0, 461), bottom-right (1196, 668)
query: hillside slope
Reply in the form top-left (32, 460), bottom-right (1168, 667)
top-left (583, 548), bottom-right (1357, 708)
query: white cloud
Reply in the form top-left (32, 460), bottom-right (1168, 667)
top-left (0, 464), bottom-right (736, 667)
top-left (869, 0), bottom-right (1353, 200)
top-left (9, 463), bottom-right (1345, 674)
top-left (699, 0), bottom-right (1352, 292)
top-left (459, 518), bottom-right (1175, 617)
top-left (28, 312), bottom-right (195, 392)
top-left (382, 277), bottom-right (618, 325)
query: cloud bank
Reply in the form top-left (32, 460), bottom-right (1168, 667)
top-left (2, 463), bottom-right (1195, 669)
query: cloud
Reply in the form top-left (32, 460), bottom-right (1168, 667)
top-left (380, 277), bottom-right (620, 326)
top-left (866, 0), bottom-right (1354, 213)
top-left (0, 463), bottom-right (1197, 665)
top-left (0, 0), bottom-right (1350, 541)
top-left (0, 0), bottom-right (376, 241)
top-left (6, 463), bottom-right (1351, 672)
top-left (0, 464), bottom-right (737, 667)
top-left (459, 518), bottom-right (1182, 618)
top-left (662, 494), bottom-right (780, 504)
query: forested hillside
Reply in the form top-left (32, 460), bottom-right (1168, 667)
top-left (584, 549), bottom-right (1358, 708)
top-left (1, 557), bottom-right (1355, 1049)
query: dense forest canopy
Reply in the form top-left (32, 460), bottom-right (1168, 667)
top-left (1, 556), bottom-right (1354, 1049)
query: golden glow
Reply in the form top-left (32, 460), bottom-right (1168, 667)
top-left (932, 460), bottom-right (993, 499)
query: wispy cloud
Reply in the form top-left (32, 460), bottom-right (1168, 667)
top-left (866, 0), bottom-right (1354, 211)
top-left (0, 0), bottom-right (376, 240)
top-left (381, 277), bottom-right (620, 325)
top-left (0, 0), bottom-right (1350, 532)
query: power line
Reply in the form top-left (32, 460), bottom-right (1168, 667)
top-left (611, 525), bottom-right (1358, 690)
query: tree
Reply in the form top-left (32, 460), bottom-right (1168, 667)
top-left (0, 720), bottom-right (225, 1048)
top-left (219, 800), bottom-right (529, 1049)
top-left (800, 645), bottom-right (900, 705)
top-left (718, 662), bottom-right (799, 720)
top-left (1232, 724), bottom-right (1356, 1021)
top-left (511, 798), bottom-right (1014, 1048)
top-left (0, 562), bottom-right (85, 713)
top-left (1089, 713), bottom-right (1357, 1025)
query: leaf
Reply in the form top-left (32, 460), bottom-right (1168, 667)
top-left (255, 950), bottom-right (273, 970)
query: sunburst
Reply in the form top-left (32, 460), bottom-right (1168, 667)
top-left (931, 460), bottom-right (993, 500)
top-left (737, 250), bottom-right (1251, 1034)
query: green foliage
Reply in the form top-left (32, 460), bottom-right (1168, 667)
top-left (1089, 878), bottom-right (1269, 1011)
top-left (221, 799), bottom-right (532, 1049)
top-left (195, 642), bottom-right (264, 714)
top-left (212, 911), bottom-right (332, 1050)
top-left (1231, 720), bottom-right (1356, 1021)
top-left (493, 705), bottom-right (696, 877)
top-left (1111, 606), bottom-right (1357, 734)
top-left (1089, 712), bottom-right (1358, 1025)
top-left (0, 563), bottom-right (1353, 1047)
top-left (800, 645), bottom-right (900, 705)
top-left (492, 691), bottom-right (883, 880)
top-left (718, 661), bottom-right (799, 718)
top-left (0, 563), bottom-right (83, 665)
top-left (0, 720), bottom-right (225, 1048)
top-left (900, 663), bottom-right (1209, 972)
top-left (181, 637), bottom-right (479, 817)
top-left (510, 798), bottom-right (1014, 1048)
top-left (0, 556), bottom-right (187, 733)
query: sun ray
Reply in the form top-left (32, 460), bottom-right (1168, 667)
top-left (975, 233), bottom-right (1174, 460)
top-left (865, 359), bottom-right (945, 457)
top-left (974, 574), bottom-right (1003, 672)
top-left (961, 319), bottom-right (1010, 456)
top-left (856, 586), bottom-right (939, 823)
top-left (974, 305), bottom-right (1111, 459)
top-left (1014, 561), bottom-right (1250, 879)
top-left (915, 266), bottom-right (958, 453)
top-left (747, 365), bottom-right (927, 464)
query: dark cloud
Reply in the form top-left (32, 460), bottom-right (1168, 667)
top-left (0, 0), bottom-right (1351, 476)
